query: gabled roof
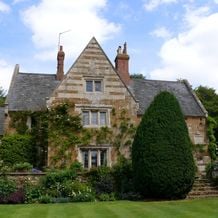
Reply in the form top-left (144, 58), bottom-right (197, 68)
top-left (130, 78), bottom-right (207, 117)
top-left (6, 65), bottom-right (60, 111)
top-left (0, 107), bottom-right (5, 135)
top-left (57, 37), bottom-right (137, 103)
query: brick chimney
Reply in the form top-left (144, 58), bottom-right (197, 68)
top-left (115, 42), bottom-right (130, 85)
top-left (56, 45), bottom-right (65, 81)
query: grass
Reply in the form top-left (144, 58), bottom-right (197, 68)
top-left (0, 198), bottom-right (218, 218)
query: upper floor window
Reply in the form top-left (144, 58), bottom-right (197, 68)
top-left (86, 80), bottom-right (102, 92)
top-left (82, 110), bottom-right (107, 127)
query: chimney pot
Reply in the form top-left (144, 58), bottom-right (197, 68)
top-left (123, 42), bottom-right (127, 54)
top-left (56, 45), bottom-right (65, 81)
top-left (115, 42), bottom-right (130, 85)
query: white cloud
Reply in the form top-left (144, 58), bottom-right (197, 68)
top-left (150, 27), bottom-right (172, 39)
top-left (214, 0), bottom-right (218, 4)
top-left (144, 0), bottom-right (177, 11)
top-left (149, 12), bottom-right (218, 91)
top-left (183, 5), bottom-right (210, 27)
top-left (0, 1), bottom-right (10, 13)
top-left (0, 59), bottom-right (14, 92)
top-left (21, 0), bottom-right (120, 62)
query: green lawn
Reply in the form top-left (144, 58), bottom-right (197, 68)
top-left (0, 198), bottom-right (218, 218)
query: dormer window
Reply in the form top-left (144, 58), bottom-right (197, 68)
top-left (86, 80), bottom-right (102, 92)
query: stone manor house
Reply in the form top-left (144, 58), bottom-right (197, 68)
top-left (0, 37), bottom-right (208, 170)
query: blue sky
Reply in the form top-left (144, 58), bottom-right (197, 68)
top-left (1, 0), bottom-right (218, 92)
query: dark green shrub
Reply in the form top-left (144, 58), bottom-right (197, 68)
top-left (208, 142), bottom-right (217, 161)
top-left (112, 157), bottom-right (134, 194)
top-left (24, 183), bottom-right (44, 203)
top-left (13, 162), bottom-right (33, 172)
top-left (207, 116), bottom-right (217, 160)
top-left (0, 160), bottom-right (12, 174)
top-left (41, 168), bottom-right (77, 189)
top-left (206, 162), bottom-right (214, 180)
top-left (0, 134), bottom-right (34, 166)
top-left (69, 161), bottom-right (83, 172)
top-left (0, 178), bottom-right (17, 203)
top-left (132, 91), bottom-right (195, 199)
top-left (38, 195), bottom-right (52, 204)
top-left (68, 181), bottom-right (95, 202)
top-left (70, 191), bottom-right (95, 202)
top-left (98, 193), bottom-right (116, 201)
top-left (87, 167), bottom-right (115, 195)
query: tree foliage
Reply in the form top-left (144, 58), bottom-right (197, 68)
top-left (195, 86), bottom-right (218, 143)
top-left (132, 91), bottom-right (195, 199)
top-left (130, 73), bottom-right (146, 79)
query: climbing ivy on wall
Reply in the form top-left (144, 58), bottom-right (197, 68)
top-left (207, 116), bottom-right (217, 161)
top-left (47, 103), bottom-right (82, 168)
top-left (9, 103), bottom-right (136, 169)
top-left (10, 112), bottom-right (31, 134)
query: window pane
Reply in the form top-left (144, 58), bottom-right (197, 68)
top-left (91, 111), bottom-right (98, 125)
top-left (100, 150), bottom-right (107, 166)
top-left (86, 81), bottom-right (93, 92)
top-left (91, 150), bottom-right (98, 168)
top-left (82, 111), bottom-right (89, 125)
top-left (100, 112), bottom-right (107, 125)
top-left (95, 81), bottom-right (102, 92)
top-left (82, 150), bottom-right (89, 168)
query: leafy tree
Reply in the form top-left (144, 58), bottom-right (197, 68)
top-left (0, 86), bottom-right (6, 106)
top-left (132, 91), bottom-right (195, 199)
top-left (130, 73), bottom-right (146, 79)
top-left (195, 86), bottom-right (218, 143)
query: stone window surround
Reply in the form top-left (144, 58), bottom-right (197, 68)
top-left (75, 104), bottom-right (112, 128)
top-left (83, 75), bottom-right (104, 93)
top-left (77, 145), bottom-right (112, 169)
top-left (82, 110), bottom-right (107, 126)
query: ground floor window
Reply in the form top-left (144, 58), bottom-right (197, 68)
top-left (80, 148), bottom-right (108, 169)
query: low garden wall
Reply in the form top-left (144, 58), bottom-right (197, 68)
top-left (1, 172), bottom-right (45, 187)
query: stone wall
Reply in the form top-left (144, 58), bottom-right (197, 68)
top-left (1, 172), bottom-right (45, 187)
top-left (185, 116), bottom-right (207, 145)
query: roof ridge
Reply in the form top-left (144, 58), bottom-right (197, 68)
top-left (19, 72), bottom-right (55, 76)
top-left (132, 78), bottom-right (181, 83)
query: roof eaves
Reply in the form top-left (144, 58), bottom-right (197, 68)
top-left (182, 79), bottom-right (208, 117)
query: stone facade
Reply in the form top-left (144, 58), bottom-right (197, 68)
top-left (185, 117), bottom-right (207, 145)
top-left (4, 37), bottom-right (208, 170)
top-left (47, 38), bottom-right (138, 168)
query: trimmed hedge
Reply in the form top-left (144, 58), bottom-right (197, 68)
top-left (132, 91), bottom-right (195, 199)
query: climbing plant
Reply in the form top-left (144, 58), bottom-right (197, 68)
top-left (8, 103), bottom-right (136, 169)
top-left (207, 116), bottom-right (217, 161)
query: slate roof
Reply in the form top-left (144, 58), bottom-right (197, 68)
top-left (6, 71), bottom-right (60, 111)
top-left (130, 78), bottom-right (207, 117)
top-left (0, 107), bottom-right (5, 135)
